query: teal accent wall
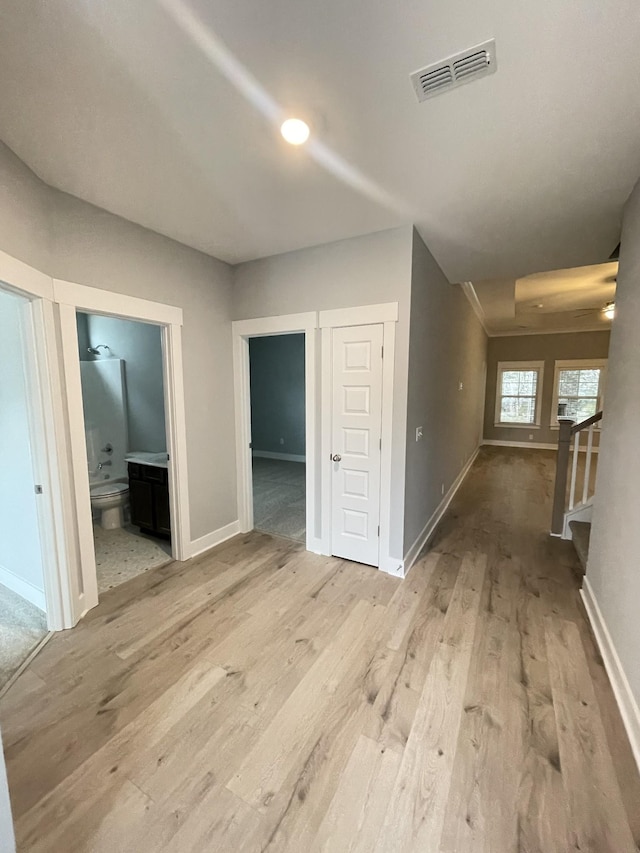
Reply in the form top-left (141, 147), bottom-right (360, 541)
top-left (249, 334), bottom-right (305, 457)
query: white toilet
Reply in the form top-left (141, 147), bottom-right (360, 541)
top-left (90, 482), bottom-right (130, 530)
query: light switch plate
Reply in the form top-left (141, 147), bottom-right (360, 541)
top-left (416, 426), bottom-right (423, 442)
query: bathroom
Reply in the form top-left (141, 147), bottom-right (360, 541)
top-left (77, 312), bottom-right (173, 594)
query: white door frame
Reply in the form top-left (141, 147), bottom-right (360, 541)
top-left (232, 312), bottom-right (319, 552)
top-left (0, 252), bottom-right (72, 630)
top-left (53, 279), bottom-right (190, 616)
top-left (319, 303), bottom-right (398, 574)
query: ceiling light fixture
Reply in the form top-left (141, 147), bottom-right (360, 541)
top-left (280, 118), bottom-right (310, 145)
top-left (603, 301), bottom-right (616, 320)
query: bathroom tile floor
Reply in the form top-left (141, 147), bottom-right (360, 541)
top-left (0, 583), bottom-right (48, 691)
top-left (93, 524), bottom-right (173, 594)
top-left (252, 457), bottom-right (306, 543)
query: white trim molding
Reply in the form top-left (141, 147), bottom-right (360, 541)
top-left (549, 358), bottom-right (607, 428)
top-left (0, 253), bottom-right (75, 631)
top-left (189, 520), bottom-right (241, 560)
top-left (378, 320), bottom-right (399, 576)
top-left (495, 360), bottom-right (545, 428)
top-left (319, 302), bottom-right (398, 328)
top-left (56, 282), bottom-right (191, 619)
top-left (252, 451), bottom-right (306, 463)
top-left (483, 439), bottom-right (600, 452)
top-left (233, 312), bottom-right (317, 338)
top-left (0, 566), bottom-right (46, 611)
top-left (403, 448), bottom-right (480, 578)
top-left (484, 439), bottom-right (557, 451)
top-left (581, 578), bottom-right (640, 773)
top-left (489, 325), bottom-right (609, 338)
top-left (232, 312), bottom-right (318, 553)
top-left (53, 279), bottom-right (183, 326)
top-left (460, 282), bottom-right (490, 335)
top-left (0, 250), bottom-right (52, 300)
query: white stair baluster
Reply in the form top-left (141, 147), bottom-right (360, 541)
top-left (569, 431), bottom-right (579, 510)
top-left (583, 423), bottom-right (594, 504)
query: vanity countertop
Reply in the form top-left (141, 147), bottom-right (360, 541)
top-left (125, 451), bottom-right (169, 469)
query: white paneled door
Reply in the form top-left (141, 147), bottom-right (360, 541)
top-left (331, 324), bottom-right (383, 566)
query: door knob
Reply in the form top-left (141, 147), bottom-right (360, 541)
top-left (332, 454), bottom-right (342, 462)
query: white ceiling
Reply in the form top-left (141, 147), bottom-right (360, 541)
top-left (472, 261), bottom-right (617, 335)
top-left (0, 0), bottom-right (639, 279)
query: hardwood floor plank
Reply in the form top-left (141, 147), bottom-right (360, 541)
top-left (545, 616), bottom-right (637, 853)
top-left (311, 734), bottom-right (401, 853)
top-left (1, 448), bottom-right (637, 852)
top-left (226, 598), bottom-right (384, 811)
top-left (374, 552), bottom-right (486, 852)
top-left (14, 659), bottom-right (227, 849)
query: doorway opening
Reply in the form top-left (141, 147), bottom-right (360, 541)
top-left (75, 311), bottom-right (173, 597)
top-left (249, 334), bottom-right (306, 543)
top-left (232, 312), bottom-right (317, 553)
top-left (0, 288), bottom-right (48, 689)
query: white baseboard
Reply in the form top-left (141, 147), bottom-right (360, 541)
top-left (402, 447), bottom-right (480, 578)
top-left (252, 450), bottom-right (306, 463)
top-left (483, 439), bottom-right (599, 453)
top-left (581, 577), bottom-right (640, 773)
top-left (188, 520), bottom-right (241, 559)
top-left (379, 554), bottom-right (405, 578)
top-left (483, 439), bottom-right (557, 450)
top-left (0, 565), bottom-right (46, 611)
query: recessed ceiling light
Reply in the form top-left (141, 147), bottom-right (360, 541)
top-left (280, 118), bottom-right (310, 145)
top-left (602, 301), bottom-right (615, 320)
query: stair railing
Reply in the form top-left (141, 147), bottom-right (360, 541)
top-left (551, 410), bottom-right (603, 536)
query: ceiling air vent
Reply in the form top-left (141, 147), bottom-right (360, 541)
top-left (410, 39), bottom-right (497, 102)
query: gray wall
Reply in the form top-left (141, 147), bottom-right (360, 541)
top-left (483, 331), bottom-right (610, 446)
top-left (0, 142), bottom-right (51, 273)
top-left (0, 290), bottom-right (45, 596)
top-left (80, 313), bottom-right (166, 452)
top-left (404, 230), bottom-right (487, 554)
top-left (587, 176), bottom-right (640, 706)
top-left (233, 226), bottom-right (413, 560)
top-left (0, 141), bottom-right (236, 542)
top-left (249, 334), bottom-right (305, 458)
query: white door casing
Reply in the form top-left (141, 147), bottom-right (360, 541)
top-left (231, 312), bottom-right (318, 552)
top-left (330, 324), bottom-right (383, 566)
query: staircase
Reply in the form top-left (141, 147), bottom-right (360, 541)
top-left (551, 411), bottom-right (602, 571)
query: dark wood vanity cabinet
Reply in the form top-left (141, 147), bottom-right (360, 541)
top-left (128, 462), bottom-right (171, 537)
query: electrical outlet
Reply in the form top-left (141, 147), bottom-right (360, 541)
top-left (458, 381), bottom-right (463, 391)
top-left (279, 437), bottom-right (284, 445)
top-left (415, 426), bottom-right (423, 442)
top-left (529, 434), bottom-right (533, 440)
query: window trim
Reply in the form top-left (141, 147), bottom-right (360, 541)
top-left (550, 358), bottom-right (607, 428)
top-left (494, 360), bottom-right (545, 428)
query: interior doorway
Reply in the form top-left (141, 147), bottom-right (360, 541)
top-left (55, 278), bottom-right (190, 619)
top-left (249, 334), bottom-right (306, 543)
top-left (75, 311), bottom-right (173, 596)
top-left (232, 312), bottom-right (318, 552)
top-left (0, 288), bottom-right (48, 689)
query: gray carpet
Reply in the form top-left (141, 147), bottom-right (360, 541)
top-left (0, 583), bottom-right (48, 689)
top-left (252, 457), bottom-right (306, 543)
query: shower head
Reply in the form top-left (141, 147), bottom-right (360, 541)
top-left (87, 344), bottom-right (111, 356)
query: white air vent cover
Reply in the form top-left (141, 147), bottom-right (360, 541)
top-left (411, 39), bottom-right (497, 102)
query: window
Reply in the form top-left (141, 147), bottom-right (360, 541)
top-left (495, 361), bottom-right (544, 427)
top-left (551, 359), bottom-right (606, 427)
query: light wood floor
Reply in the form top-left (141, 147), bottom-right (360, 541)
top-left (1, 447), bottom-right (639, 852)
